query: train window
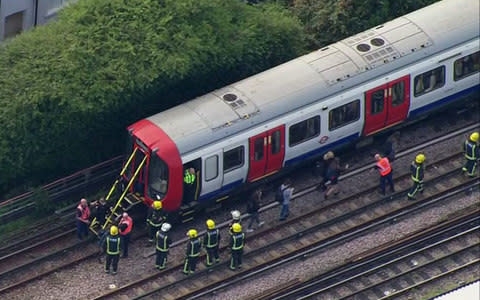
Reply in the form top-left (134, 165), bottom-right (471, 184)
top-left (329, 100), bottom-right (360, 131)
top-left (454, 51), bottom-right (480, 81)
top-left (414, 66), bottom-right (445, 97)
top-left (271, 130), bottom-right (281, 154)
top-left (371, 90), bottom-right (385, 115)
top-left (147, 154), bottom-right (168, 200)
top-left (391, 81), bottom-right (405, 107)
top-left (223, 146), bottom-right (244, 173)
top-left (205, 155), bottom-right (218, 181)
top-left (289, 116), bottom-right (320, 147)
top-left (253, 138), bottom-right (264, 161)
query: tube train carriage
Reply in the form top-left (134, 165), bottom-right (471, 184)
top-left (99, 0), bottom-right (479, 226)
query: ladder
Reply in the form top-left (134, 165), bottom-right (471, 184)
top-left (89, 149), bottom-right (147, 236)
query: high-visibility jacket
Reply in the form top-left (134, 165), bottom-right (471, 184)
top-left (119, 216), bottom-right (133, 235)
top-left (410, 161), bottom-right (424, 182)
top-left (147, 209), bottom-right (166, 227)
top-left (77, 204), bottom-right (90, 221)
top-left (230, 232), bottom-right (245, 250)
top-left (186, 238), bottom-right (201, 257)
top-left (156, 231), bottom-right (171, 252)
top-left (105, 235), bottom-right (120, 255)
top-left (376, 157), bottom-right (392, 176)
top-left (464, 140), bottom-right (478, 160)
top-left (184, 170), bottom-right (196, 184)
top-left (204, 228), bottom-right (220, 248)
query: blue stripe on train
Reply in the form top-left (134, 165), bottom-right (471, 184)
top-left (198, 179), bottom-right (243, 202)
top-left (409, 84), bottom-right (480, 118)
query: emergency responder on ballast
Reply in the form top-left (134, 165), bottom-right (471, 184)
top-left (463, 132), bottom-right (479, 177)
top-left (147, 201), bottom-right (166, 242)
top-left (408, 154), bottom-right (426, 201)
top-left (204, 219), bottom-right (220, 266)
top-left (103, 226), bottom-right (121, 274)
top-left (374, 154), bottom-right (395, 196)
top-left (183, 168), bottom-right (196, 204)
top-left (155, 222), bottom-right (172, 270)
top-left (229, 210), bottom-right (241, 235)
top-left (118, 212), bottom-right (133, 258)
top-left (183, 229), bottom-right (201, 275)
top-left (229, 223), bottom-right (245, 270)
top-left (76, 198), bottom-right (90, 240)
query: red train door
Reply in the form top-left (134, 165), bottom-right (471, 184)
top-left (363, 75), bottom-right (410, 135)
top-left (247, 125), bottom-right (285, 182)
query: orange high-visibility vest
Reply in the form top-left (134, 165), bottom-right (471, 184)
top-left (119, 216), bottom-right (133, 235)
top-left (77, 204), bottom-right (90, 220)
top-left (376, 158), bottom-right (392, 176)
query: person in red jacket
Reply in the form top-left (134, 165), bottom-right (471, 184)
top-left (118, 212), bottom-right (133, 258)
top-left (76, 198), bottom-right (90, 240)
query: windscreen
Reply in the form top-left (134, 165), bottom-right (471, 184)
top-left (147, 153), bottom-right (168, 200)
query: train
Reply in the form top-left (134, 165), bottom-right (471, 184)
top-left (116, 0), bottom-right (479, 220)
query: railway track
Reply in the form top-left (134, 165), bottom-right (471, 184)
top-left (263, 205), bottom-right (479, 300)
top-left (0, 123), bottom-right (477, 298)
top-left (90, 153), bottom-right (478, 299)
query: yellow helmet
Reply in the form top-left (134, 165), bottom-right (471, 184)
top-left (206, 219), bottom-right (215, 229)
top-left (470, 132), bottom-right (479, 142)
top-left (415, 154), bottom-right (426, 164)
top-left (187, 229), bottom-right (198, 238)
top-left (110, 226), bottom-right (118, 236)
top-left (153, 201), bottom-right (162, 210)
top-left (232, 223), bottom-right (242, 233)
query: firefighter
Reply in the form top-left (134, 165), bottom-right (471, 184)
top-left (374, 154), bottom-right (395, 195)
top-left (408, 154), bottom-right (426, 201)
top-left (204, 219), bottom-right (220, 266)
top-left (229, 223), bottom-right (245, 270)
top-left (463, 132), bottom-right (479, 177)
top-left (183, 229), bottom-right (201, 275)
top-left (155, 222), bottom-right (172, 270)
top-left (103, 226), bottom-right (121, 274)
top-left (118, 212), bottom-right (133, 258)
top-left (147, 201), bottom-right (166, 242)
top-left (228, 210), bottom-right (241, 235)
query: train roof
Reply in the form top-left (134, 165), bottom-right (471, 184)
top-left (146, 0), bottom-right (479, 155)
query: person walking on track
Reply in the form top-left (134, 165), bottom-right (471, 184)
top-left (183, 229), bottom-right (201, 275)
top-left (408, 154), bottom-right (426, 201)
top-left (103, 226), bottom-right (121, 275)
top-left (204, 219), bottom-right (220, 267)
top-left (246, 188), bottom-right (264, 232)
top-left (155, 222), bottom-right (172, 270)
top-left (374, 154), bottom-right (395, 196)
top-left (229, 223), bottom-right (245, 270)
top-left (463, 132), bottom-right (479, 177)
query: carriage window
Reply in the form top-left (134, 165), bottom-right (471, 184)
top-left (454, 51), bottom-right (480, 81)
top-left (391, 81), bottom-right (405, 107)
top-left (414, 66), bottom-right (445, 97)
top-left (329, 100), bottom-right (360, 131)
top-left (254, 138), bottom-right (264, 161)
top-left (205, 155), bottom-right (218, 181)
top-left (371, 90), bottom-right (385, 115)
top-left (271, 130), bottom-right (281, 154)
top-left (289, 116), bottom-right (320, 146)
top-left (223, 146), bottom-right (244, 173)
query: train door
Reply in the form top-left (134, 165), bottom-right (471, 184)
top-left (363, 75), bottom-right (410, 135)
top-left (247, 125), bottom-right (285, 182)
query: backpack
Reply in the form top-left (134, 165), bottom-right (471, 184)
top-left (275, 186), bottom-right (285, 204)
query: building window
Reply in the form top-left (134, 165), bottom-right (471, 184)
top-left (4, 11), bottom-right (24, 40)
top-left (391, 81), bottom-right (405, 107)
top-left (414, 66), bottom-right (445, 97)
top-left (289, 116), bottom-right (320, 146)
top-left (371, 90), bottom-right (385, 115)
top-left (223, 146), bottom-right (244, 173)
top-left (454, 52), bottom-right (480, 81)
top-left (271, 130), bottom-right (282, 154)
top-left (329, 100), bottom-right (360, 131)
top-left (205, 155), bottom-right (218, 181)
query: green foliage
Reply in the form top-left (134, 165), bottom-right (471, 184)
top-left (290, 0), bottom-right (441, 48)
top-left (32, 187), bottom-right (55, 217)
top-left (0, 0), bottom-right (307, 194)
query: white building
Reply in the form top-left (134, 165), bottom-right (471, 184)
top-left (0, 0), bottom-right (76, 42)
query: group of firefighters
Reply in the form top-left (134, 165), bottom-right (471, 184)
top-left (75, 131), bottom-right (478, 275)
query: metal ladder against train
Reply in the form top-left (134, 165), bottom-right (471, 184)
top-left (89, 148), bottom-right (147, 236)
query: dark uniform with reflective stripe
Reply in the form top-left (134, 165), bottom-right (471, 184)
top-left (155, 231), bottom-right (172, 269)
top-left (204, 228), bottom-right (220, 266)
top-left (147, 209), bottom-right (166, 241)
top-left (183, 169), bottom-right (196, 203)
top-left (229, 232), bottom-right (245, 270)
top-left (104, 235), bottom-right (121, 273)
top-left (408, 161), bottom-right (424, 200)
top-left (463, 139), bottom-right (478, 177)
top-left (183, 237), bottom-right (201, 274)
